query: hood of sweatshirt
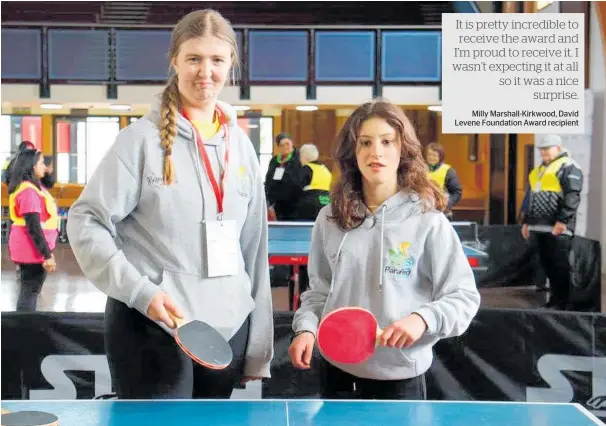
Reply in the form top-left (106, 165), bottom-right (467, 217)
top-left (145, 99), bottom-right (240, 145)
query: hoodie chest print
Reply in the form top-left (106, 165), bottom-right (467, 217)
top-left (385, 241), bottom-right (416, 279)
top-left (236, 166), bottom-right (251, 198)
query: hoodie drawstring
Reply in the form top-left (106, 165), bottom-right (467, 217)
top-left (329, 204), bottom-right (387, 297)
top-left (379, 205), bottom-right (386, 291)
top-left (328, 232), bottom-right (348, 297)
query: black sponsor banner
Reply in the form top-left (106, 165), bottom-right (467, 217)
top-left (2, 312), bottom-right (109, 400)
top-left (2, 309), bottom-right (605, 421)
top-left (1, 312), bottom-right (26, 399)
top-left (475, 226), bottom-right (601, 310)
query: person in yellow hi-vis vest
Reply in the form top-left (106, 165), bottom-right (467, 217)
top-left (520, 134), bottom-right (583, 310)
top-left (295, 143), bottom-right (333, 221)
top-left (291, 143), bottom-right (333, 300)
top-left (425, 143), bottom-right (462, 220)
top-left (7, 149), bottom-right (58, 311)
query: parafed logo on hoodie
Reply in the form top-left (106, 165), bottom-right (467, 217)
top-left (385, 242), bottom-right (415, 278)
top-left (237, 166), bottom-right (251, 198)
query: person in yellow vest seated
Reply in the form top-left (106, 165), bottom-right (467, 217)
top-left (425, 143), bottom-right (462, 220)
top-left (7, 149), bottom-right (58, 312)
top-left (295, 143), bottom-right (333, 221)
top-left (520, 134), bottom-right (583, 310)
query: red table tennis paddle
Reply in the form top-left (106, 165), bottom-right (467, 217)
top-left (1, 408), bottom-right (58, 426)
top-left (168, 313), bottom-right (233, 370)
top-left (316, 307), bottom-right (384, 364)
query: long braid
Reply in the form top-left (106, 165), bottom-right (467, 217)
top-left (159, 75), bottom-right (180, 184)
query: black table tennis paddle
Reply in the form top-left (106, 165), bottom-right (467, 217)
top-left (1, 409), bottom-right (58, 426)
top-left (168, 313), bottom-right (233, 370)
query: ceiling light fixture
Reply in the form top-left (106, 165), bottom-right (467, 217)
top-left (109, 104), bottom-right (131, 111)
top-left (296, 105), bottom-right (318, 112)
top-left (40, 103), bottom-right (63, 110)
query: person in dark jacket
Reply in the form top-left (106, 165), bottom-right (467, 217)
top-left (425, 142), bottom-right (462, 220)
top-left (264, 133), bottom-right (304, 221)
top-left (520, 134), bottom-right (583, 310)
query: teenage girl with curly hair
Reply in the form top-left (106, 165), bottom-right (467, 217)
top-left (289, 99), bottom-right (480, 400)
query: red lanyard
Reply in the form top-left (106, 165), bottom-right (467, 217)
top-left (182, 107), bottom-right (230, 217)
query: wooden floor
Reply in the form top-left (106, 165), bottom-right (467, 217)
top-left (1, 244), bottom-right (568, 314)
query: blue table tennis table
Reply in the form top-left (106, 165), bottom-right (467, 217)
top-left (1, 399), bottom-right (603, 426)
top-left (268, 221), bottom-right (489, 310)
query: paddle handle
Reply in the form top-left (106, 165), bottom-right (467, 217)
top-left (167, 311), bottom-right (184, 328)
top-left (375, 325), bottom-right (383, 346)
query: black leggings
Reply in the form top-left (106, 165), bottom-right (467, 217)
top-left (17, 263), bottom-right (47, 312)
top-left (104, 297), bottom-right (250, 399)
top-left (320, 359), bottom-right (427, 400)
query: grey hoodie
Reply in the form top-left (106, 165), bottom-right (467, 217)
top-left (66, 100), bottom-right (274, 378)
top-left (292, 191), bottom-right (480, 380)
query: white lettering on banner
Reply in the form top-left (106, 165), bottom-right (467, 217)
top-left (29, 354), bottom-right (263, 400)
top-left (30, 355), bottom-right (112, 400)
top-left (526, 354), bottom-right (606, 418)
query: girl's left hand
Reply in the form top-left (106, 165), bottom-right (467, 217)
top-left (379, 313), bottom-right (428, 349)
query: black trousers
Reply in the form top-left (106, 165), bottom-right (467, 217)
top-left (529, 232), bottom-right (573, 309)
top-left (105, 297), bottom-right (250, 399)
top-left (319, 359), bottom-right (427, 400)
top-left (16, 263), bottom-right (47, 312)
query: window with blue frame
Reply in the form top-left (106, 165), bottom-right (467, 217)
top-left (315, 31), bottom-right (375, 82)
top-left (115, 30), bottom-right (171, 81)
top-left (381, 31), bottom-right (441, 82)
top-left (248, 31), bottom-right (308, 81)
top-left (48, 29), bottom-right (109, 80)
top-left (1, 29), bottom-right (41, 79)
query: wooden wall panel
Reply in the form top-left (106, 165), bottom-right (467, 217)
top-left (335, 116), bottom-right (349, 137)
top-left (275, 108), bottom-right (491, 221)
top-left (516, 134), bottom-right (535, 217)
top-left (502, 1), bottom-right (522, 13)
top-left (280, 109), bottom-right (337, 171)
top-left (272, 114), bottom-right (282, 155)
top-left (41, 115), bottom-right (53, 156)
top-left (403, 109), bottom-right (438, 147)
top-left (436, 117), bottom-right (489, 199)
top-left (596, 2), bottom-right (606, 64)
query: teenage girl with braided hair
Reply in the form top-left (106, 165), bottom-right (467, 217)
top-left (67, 9), bottom-right (274, 399)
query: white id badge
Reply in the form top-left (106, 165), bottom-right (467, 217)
top-left (205, 220), bottom-right (239, 277)
top-left (273, 167), bottom-right (285, 180)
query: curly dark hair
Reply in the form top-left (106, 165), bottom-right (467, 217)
top-left (329, 99), bottom-right (447, 231)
